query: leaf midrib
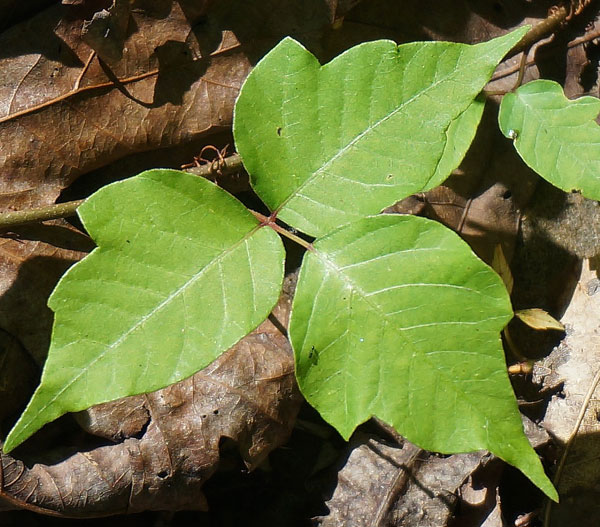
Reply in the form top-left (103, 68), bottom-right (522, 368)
top-left (311, 247), bottom-right (509, 437)
top-left (28, 223), bottom-right (265, 423)
top-left (275, 43), bottom-right (500, 216)
top-left (518, 94), bottom-right (600, 175)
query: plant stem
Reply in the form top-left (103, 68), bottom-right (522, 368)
top-left (249, 210), bottom-right (313, 250)
top-left (185, 153), bottom-right (243, 178)
top-left (0, 153), bottom-right (245, 230)
top-left (0, 200), bottom-right (85, 230)
top-left (508, 5), bottom-right (569, 59)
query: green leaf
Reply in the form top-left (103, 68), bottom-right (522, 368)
top-left (4, 170), bottom-right (284, 453)
top-left (515, 308), bottom-right (564, 331)
top-left (234, 28), bottom-right (527, 237)
top-left (434, 94), bottom-right (485, 182)
top-left (499, 79), bottom-right (600, 200)
top-left (289, 215), bottom-right (557, 500)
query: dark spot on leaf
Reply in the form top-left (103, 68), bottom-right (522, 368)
top-left (386, 174), bottom-right (393, 180)
top-left (276, 127), bottom-right (282, 136)
top-left (157, 470), bottom-right (169, 479)
top-left (213, 409), bottom-right (219, 415)
top-left (201, 414), bottom-right (207, 419)
top-left (126, 239), bottom-right (130, 243)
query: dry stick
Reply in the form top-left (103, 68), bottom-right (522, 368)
top-left (543, 366), bottom-right (600, 527)
top-left (0, 153), bottom-right (244, 230)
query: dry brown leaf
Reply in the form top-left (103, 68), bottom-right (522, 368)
top-left (532, 260), bottom-right (600, 526)
top-left (0, 292), bottom-right (301, 517)
top-left (316, 432), bottom-right (492, 527)
top-left (0, 1), bottom-right (246, 212)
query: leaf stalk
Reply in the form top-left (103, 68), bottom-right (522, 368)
top-left (0, 154), bottom-right (245, 230)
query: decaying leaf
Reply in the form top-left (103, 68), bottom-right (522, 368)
top-left (316, 432), bottom-right (491, 527)
top-left (315, 414), bottom-right (552, 526)
top-left (0, 292), bottom-right (301, 516)
top-left (533, 260), bottom-right (600, 526)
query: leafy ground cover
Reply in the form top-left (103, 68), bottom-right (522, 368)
top-left (1, 1), bottom-right (600, 526)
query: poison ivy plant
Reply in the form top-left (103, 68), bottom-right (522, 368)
top-left (5, 26), bottom-right (560, 501)
top-left (233, 33), bottom-right (523, 237)
top-left (499, 79), bottom-right (600, 200)
top-left (288, 214), bottom-right (550, 496)
top-left (4, 171), bottom-right (285, 451)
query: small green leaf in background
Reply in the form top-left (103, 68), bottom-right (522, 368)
top-left (234, 27), bottom-right (527, 238)
top-left (289, 214), bottom-right (557, 500)
top-left (4, 170), bottom-right (284, 453)
top-left (515, 308), bottom-right (565, 331)
top-left (499, 79), bottom-right (600, 200)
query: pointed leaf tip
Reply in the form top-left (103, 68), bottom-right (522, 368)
top-left (290, 214), bottom-right (556, 499)
top-left (234, 27), bottom-right (528, 237)
top-left (6, 169), bottom-right (285, 450)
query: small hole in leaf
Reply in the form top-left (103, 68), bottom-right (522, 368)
top-left (213, 409), bottom-right (219, 415)
top-left (276, 127), bottom-right (282, 136)
top-left (503, 190), bottom-right (512, 199)
top-left (386, 174), bottom-right (393, 180)
top-left (157, 470), bottom-right (169, 479)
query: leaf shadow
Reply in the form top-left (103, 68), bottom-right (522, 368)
top-left (0, 5), bottom-right (83, 65)
top-left (548, 431), bottom-right (600, 527)
top-left (204, 0), bottom-right (334, 63)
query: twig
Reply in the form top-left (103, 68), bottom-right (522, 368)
top-left (508, 5), bottom-right (569, 59)
top-left (185, 152), bottom-right (243, 178)
top-left (492, 27), bottom-right (600, 82)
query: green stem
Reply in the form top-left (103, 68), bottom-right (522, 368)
top-left (0, 153), bottom-right (245, 231)
top-left (0, 200), bottom-right (85, 230)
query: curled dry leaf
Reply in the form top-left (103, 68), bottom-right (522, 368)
top-left (0, 292), bottom-right (301, 516)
